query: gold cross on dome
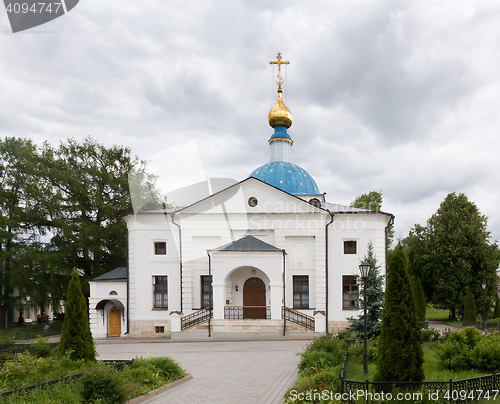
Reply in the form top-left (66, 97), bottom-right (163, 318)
top-left (269, 52), bottom-right (289, 90)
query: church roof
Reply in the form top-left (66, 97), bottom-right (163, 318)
top-left (249, 161), bottom-right (320, 195)
top-left (213, 235), bottom-right (282, 252)
top-left (91, 267), bottom-right (127, 282)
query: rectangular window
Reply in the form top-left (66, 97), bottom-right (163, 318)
top-left (154, 242), bottom-right (167, 255)
top-left (343, 241), bottom-right (357, 254)
top-left (201, 276), bottom-right (213, 309)
top-left (153, 276), bottom-right (168, 308)
top-left (155, 326), bottom-right (165, 333)
top-left (343, 275), bottom-right (358, 309)
top-left (293, 275), bottom-right (309, 309)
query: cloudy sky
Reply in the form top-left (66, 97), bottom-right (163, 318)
top-left (1, 0), bottom-right (500, 244)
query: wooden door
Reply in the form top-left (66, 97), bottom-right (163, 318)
top-left (243, 277), bottom-right (266, 319)
top-left (108, 306), bottom-right (121, 337)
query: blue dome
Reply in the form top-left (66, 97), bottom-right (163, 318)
top-left (249, 162), bottom-right (320, 195)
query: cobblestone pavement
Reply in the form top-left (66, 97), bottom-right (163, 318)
top-left (95, 339), bottom-right (312, 404)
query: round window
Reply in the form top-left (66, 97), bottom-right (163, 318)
top-left (248, 197), bottom-right (258, 207)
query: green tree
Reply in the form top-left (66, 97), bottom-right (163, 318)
top-left (413, 277), bottom-right (426, 322)
top-left (0, 138), bottom-right (48, 328)
top-left (0, 137), bottom-right (162, 328)
top-left (347, 241), bottom-right (385, 339)
top-left (463, 287), bottom-right (477, 322)
top-left (350, 190), bottom-right (394, 247)
top-left (59, 270), bottom-right (95, 361)
top-left (405, 193), bottom-right (500, 319)
top-left (375, 243), bottom-right (424, 382)
top-left (493, 294), bottom-right (500, 319)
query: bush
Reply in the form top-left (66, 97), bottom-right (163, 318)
top-left (285, 365), bottom-right (342, 403)
top-left (80, 364), bottom-right (126, 404)
top-left (298, 350), bottom-right (341, 373)
top-left (437, 327), bottom-right (482, 370)
top-left (471, 333), bottom-right (500, 372)
top-left (421, 328), bottom-right (441, 342)
top-left (132, 357), bottom-right (186, 381)
top-left (297, 335), bottom-right (344, 373)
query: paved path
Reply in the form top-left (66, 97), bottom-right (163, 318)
top-left (96, 339), bottom-right (312, 404)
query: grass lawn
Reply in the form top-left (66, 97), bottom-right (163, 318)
top-left (345, 343), bottom-right (486, 382)
top-left (425, 305), bottom-right (451, 321)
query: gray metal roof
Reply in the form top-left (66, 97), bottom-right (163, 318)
top-left (321, 202), bottom-right (371, 213)
top-left (91, 267), bottom-right (127, 282)
top-left (213, 235), bottom-right (282, 252)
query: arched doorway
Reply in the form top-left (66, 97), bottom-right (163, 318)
top-left (243, 277), bottom-right (266, 319)
top-left (108, 306), bottom-right (121, 337)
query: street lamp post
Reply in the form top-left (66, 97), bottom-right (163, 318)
top-left (26, 295), bottom-right (31, 341)
top-left (359, 261), bottom-right (371, 374)
top-left (482, 283), bottom-right (486, 331)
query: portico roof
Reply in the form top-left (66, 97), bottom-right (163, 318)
top-left (213, 235), bottom-right (282, 252)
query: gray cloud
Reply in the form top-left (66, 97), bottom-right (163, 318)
top-left (1, 0), bottom-right (500, 243)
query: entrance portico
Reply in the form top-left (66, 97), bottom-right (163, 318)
top-left (208, 236), bottom-right (285, 321)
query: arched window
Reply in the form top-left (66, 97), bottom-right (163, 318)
top-left (109, 290), bottom-right (118, 296)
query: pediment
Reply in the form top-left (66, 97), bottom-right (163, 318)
top-left (178, 177), bottom-right (325, 215)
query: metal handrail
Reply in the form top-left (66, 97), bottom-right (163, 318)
top-left (224, 306), bottom-right (271, 319)
top-left (282, 306), bottom-right (315, 331)
top-left (181, 307), bottom-right (212, 330)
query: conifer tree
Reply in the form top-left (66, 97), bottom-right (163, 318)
top-left (413, 277), bottom-right (426, 322)
top-left (463, 287), bottom-right (477, 322)
top-left (493, 294), bottom-right (500, 319)
top-left (347, 242), bottom-right (385, 339)
top-left (375, 244), bottom-right (424, 382)
top-left (59, 271), bottom-right (95, 361)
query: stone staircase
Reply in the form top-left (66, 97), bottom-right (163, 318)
top-left (171, 319), bottom-right (321, 340)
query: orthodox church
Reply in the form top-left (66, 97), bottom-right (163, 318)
top-left (89, 54), bottom-right (394, 338)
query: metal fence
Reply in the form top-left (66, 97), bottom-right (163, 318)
top-left (181, 307), bottom-right (212, 330)
top-left (0, 342), bottom-right (59, 356)
top-left (341, 340), bottom-right (500, 404)
top-left (282, 306), bottom-right (315, 331)
top-left (224, 306), bottom-right (271, 319)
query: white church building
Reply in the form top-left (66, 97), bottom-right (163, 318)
top-left (89, 55), bottom-right (394, 339)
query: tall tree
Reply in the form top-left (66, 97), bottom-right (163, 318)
top-left (347, 241), bottom-right (385, 339)
top-left (375, 243), bottom-right (424, 382)
top-left (0, 137), bottom-right (162, 328)
top-left (493, 294), bottom-right (500, 319)
top-left (413, 277), bottom-right (426, 322)
top-left (405, 193), bottom-right (500, 319)
top-left (463, 287), bottom-right (477, 322)
top-left (59, 271), bottom-right (95, 361)
top-left (0, 138), bottom-right (48, 328)
top-left (350, 190), bottom-right (394, 247)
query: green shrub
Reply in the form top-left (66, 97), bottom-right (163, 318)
top-left (437, 327), bottom-right (482, 370)
top-left (285, 364), bottom-right (342, 402)
top-left (298, 350), bottom-right (341, 373)
top-left (305, 335), bottom-right (343, 355)
top-left (135, 356), bottom-right (186, 381)
top-left (80, 364), bottom-right (126, 404)
top-left (471, 333), bottom-right (500, 372)
top-left (422, 328), bottom-right (441, 342)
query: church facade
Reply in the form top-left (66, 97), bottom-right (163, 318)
top-left (89, 55), bottom-right (394, 338)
